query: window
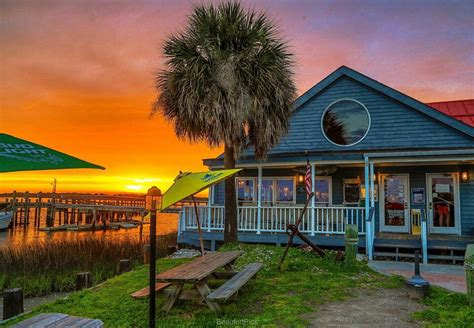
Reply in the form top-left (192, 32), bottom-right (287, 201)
top-left (344, 178), bottom-right (361, 204)
top-left (236, 177), bottom-right (295, 204)
top-left (322, 99), bottom-right (370, 146)
top-left (236, 178), bottom-right (255, 202)
top-left (315, 177), bottom-right (331, 204)
top-left (276, 178), bottom-right (294, 203)
top-left (261, 179), bottom-right (274, 203)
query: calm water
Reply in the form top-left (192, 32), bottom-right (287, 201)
top-left (0, 206), bottom-right (178, 247)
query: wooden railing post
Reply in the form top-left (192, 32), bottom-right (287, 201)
top-left (364, 157), bottom-right (372, 260)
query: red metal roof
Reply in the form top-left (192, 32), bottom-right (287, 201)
top-left (426, 99), bottom-right (474, 127)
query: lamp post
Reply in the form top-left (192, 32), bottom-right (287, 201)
top-left (146, 186), bottom-right (162, 328)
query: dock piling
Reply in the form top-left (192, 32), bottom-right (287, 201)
top-left (3, 288), bottom-right (24, 320)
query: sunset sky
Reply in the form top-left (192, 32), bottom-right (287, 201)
top-left (1, 0), bottom-right (473, 194)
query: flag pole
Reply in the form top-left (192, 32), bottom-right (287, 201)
top-left (192, 195), bottom-right (205, 256)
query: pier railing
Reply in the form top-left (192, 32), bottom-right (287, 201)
top-left (179, 205), bottom-right (366, 236)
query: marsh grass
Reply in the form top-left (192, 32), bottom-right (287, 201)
top-left (0, 232), bottom-right (177, 296)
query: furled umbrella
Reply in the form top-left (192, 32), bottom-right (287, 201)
top-left (147, 168), bottom-right (241, 327)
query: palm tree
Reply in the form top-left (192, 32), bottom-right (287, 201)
top-left (153, 1), bottom-right (296, 243)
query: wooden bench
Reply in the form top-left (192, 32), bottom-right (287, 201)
top-left (207, 262), bottom-right (262, 302)
top-left (131, 282), bottom-right (172, 298)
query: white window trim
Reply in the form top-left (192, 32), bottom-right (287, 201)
top-left (320, 98), bottom-right (371, 147)
top-left (274, 177), bottom-right (297, 204)
top-left (314, 176), bottom-right (332, 205)
top-left (235, 176), bottom-right (297, 205)
top-left (426, 172), bottom-right (461, 235)
top-left (235, 177), bottom-right (256, 203)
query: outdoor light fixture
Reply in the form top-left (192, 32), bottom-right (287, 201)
top-left (298, 174), bottom-right (304, 183)
top-left (146, 186), bottom-right (162, 210)
top-left (461, 171), bottom-right (469, 182)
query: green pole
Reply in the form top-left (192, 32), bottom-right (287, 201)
top-left (345, 224), bottom-right (359, 263)
top-left (465, 244), bottom-right (474, 306)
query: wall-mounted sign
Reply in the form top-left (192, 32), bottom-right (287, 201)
top-left (411, 188), bottom-right (425, 205)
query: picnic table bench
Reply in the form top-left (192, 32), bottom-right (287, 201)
top-left (207, 262), bottom-right (263, 302)
top-left (149, 251), bottom-right (262, 313)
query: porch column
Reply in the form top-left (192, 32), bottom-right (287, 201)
top-left (311, 162), bottom-right (316, 236)
top-left (369, 163), bottom-right (375, 208)
top-left (365, 163), bottom-right (375, 257)
top-left (364, 156), bottom-right (373, 260)
top-left (257, 166), bottom-right (262, 234)
top-left (421, 211), bottom-right (428, 264)
top-left (207, 186), bottom-right (213, 232)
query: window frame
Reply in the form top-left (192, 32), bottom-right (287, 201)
top-left (274, 177), bottom-right (297, 204)
top-left (314, 176), bottom-right (332, 205)
top-left (235, 177), bottom-right (256, 203)
top-left (320, 98), bottom-right (371, 147)
top-left (235, 176), bottom-right (296, 205)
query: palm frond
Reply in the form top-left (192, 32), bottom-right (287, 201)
top-left (153, 0), bottom-right (296, 159)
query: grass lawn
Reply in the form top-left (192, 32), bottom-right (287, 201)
top-left (3, 244), bottom-right (472, 327)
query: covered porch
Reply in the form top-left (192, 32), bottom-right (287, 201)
top-left (179, 149), bottom-right (474, 263)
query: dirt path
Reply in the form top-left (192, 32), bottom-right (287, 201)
top-left (306, 288), bottom-right (425, 327)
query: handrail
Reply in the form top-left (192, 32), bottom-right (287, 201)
top-left (366, 207), bottom-right (375, 222)
top-left (182, 204), bottom-right (366, 235)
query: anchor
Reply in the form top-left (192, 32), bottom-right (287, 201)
top-left (278, 192), bottom-right (326, 270)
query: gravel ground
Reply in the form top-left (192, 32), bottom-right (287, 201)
top-left (306, 288), bottom-right (425, 327)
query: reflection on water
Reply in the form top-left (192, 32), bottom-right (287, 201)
top-left (0, 210), bottom-right (178, 247)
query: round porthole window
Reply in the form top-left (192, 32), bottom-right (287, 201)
top-left (321, 99), bottom-right (370, 146)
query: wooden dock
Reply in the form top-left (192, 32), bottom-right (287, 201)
top-left (0, 192), bottom-right (147, 230)
top-left (0, 191), bottom-right (208, 230)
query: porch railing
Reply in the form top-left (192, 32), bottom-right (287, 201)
top-left (179, 205), bottom-right (366, 236)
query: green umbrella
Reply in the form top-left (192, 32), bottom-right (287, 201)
top-left (0, 133), bottom-right (104, 172)
top-left (161, 169), bottom-right (241, 210)
top-left (147, 169), bottom-right (241, 327)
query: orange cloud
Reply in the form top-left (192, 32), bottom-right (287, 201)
top-left (1, 0), bottom-right (472, 193)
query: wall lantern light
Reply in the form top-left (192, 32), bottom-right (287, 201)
top-left (298, 174), bottom-right (304, 184)
top-left (461, 171), bottom-right (469, 182)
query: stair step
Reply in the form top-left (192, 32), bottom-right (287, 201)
top-left (426, 254), bottom-right (465, 261)
top-left (373, 252), bottom-right (415, 258)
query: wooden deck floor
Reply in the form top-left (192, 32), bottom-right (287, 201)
top-left (376, 232), bottom-right (474, 242)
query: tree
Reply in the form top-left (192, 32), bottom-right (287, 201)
top-left (153, 1), bottom-right (296, 243)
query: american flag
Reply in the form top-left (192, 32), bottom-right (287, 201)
top-left (305, 158), bottom-right (312, 199)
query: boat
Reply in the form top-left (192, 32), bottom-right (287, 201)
top-left (0, 211), bottom-right (13, 230)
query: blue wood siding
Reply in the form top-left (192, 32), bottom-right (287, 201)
top-left (243, 76), bottom-right (473, 157)
top-left (460, 165), bottom-right (474, 236)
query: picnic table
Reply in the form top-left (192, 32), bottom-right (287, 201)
top-left (154, 251), bottom-right (262, 313)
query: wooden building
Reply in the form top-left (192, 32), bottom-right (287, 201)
top-left (178, 66), bottom-right (474, 263)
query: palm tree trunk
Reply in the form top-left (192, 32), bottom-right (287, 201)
top-left (223, 143), bottom-right (238, 243)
